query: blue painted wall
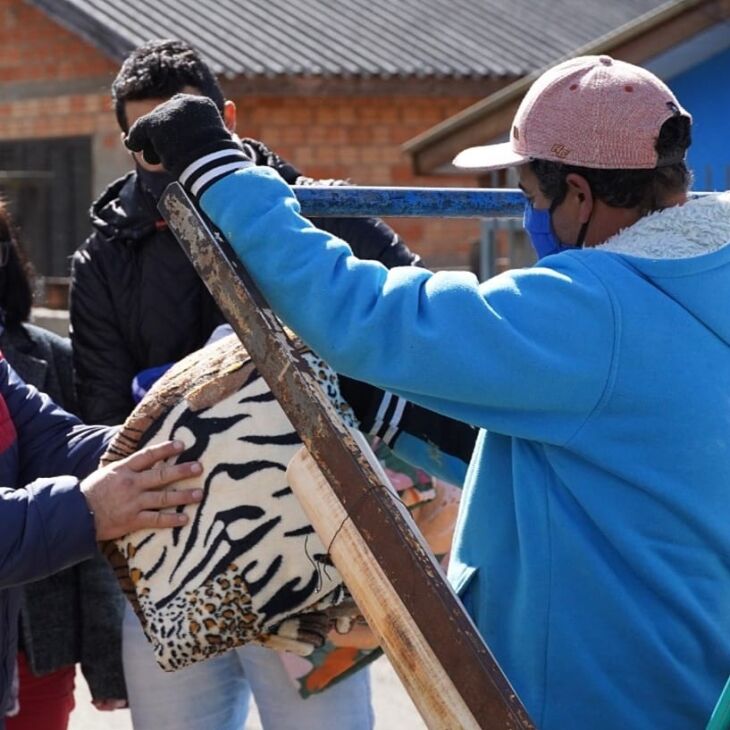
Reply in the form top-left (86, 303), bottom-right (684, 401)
top-left (668, 46), bottom-right (730, 191)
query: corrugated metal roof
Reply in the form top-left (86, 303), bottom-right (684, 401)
top-left (28, 0), bottom-right (669, 79)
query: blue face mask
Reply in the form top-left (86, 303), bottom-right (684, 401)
top-left (523, 201), bottom-right (565, 260)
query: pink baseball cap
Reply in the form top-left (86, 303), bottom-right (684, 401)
top-left (453, 55), bottom-right (690, 171)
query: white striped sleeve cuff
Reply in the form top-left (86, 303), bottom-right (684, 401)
top-left (366, 391), bottom-right (407, 448)
top-left (179, 146), bottom-right (253, 199)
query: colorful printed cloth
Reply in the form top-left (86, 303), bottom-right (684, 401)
top-left (130, 346), bottom-right (459, 698)
top-left (284, 438), bottom-right (460, 698)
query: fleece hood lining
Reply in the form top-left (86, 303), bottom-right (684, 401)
top-left (595, 193), bottom-right (730, 260)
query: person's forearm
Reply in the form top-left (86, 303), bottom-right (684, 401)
top-left (198, 167), bottom-right (613, 445)
top-left (0, 479), bottom-right (97, 588)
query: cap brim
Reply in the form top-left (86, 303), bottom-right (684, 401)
top-left (452, 142), bottom-right (529, 171)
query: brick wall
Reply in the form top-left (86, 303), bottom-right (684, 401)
top-left (0, 0), bottom-right (116, 84)
top-left (231, 94), bottom-right (485, 267)
top-left (1, 0), bottom-right (486, 271)
top-left (0, 0), bottom-right (127, 197)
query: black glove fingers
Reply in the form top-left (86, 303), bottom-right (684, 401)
top-left (141, 143), bottom-right (161, 166)
top-left (123, 127), bottom-right (161, 166)
top-left (124, 92), bottom-right (252, 192)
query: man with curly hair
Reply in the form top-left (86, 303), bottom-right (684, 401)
top-left (71, 38), bottom-right (422, 730)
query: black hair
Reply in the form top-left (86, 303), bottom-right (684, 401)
top-left (530, 114), bottom-right (693, 213)
top-left (0, 200), bottom-right (35, 327)
top-left (112, 39), bottom-right (225, 132)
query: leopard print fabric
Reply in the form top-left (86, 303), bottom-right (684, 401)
top-left (101, 334), bottom-right (356, 671)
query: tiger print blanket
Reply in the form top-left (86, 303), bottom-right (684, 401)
top-left (100, 334), bottom-right (356, 672)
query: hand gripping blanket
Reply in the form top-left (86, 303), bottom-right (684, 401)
top-left (100, 334), bottom-right (352, 673)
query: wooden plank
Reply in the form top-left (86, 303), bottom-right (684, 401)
top-left (159, 182), bottom-right (536, 730)
top-left (287, 442), bottom-right (484, 730)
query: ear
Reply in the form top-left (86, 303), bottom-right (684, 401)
top-left (565, 173), bottom-right (594, 224)
top-left (223, 100), bottom-right (237, 133)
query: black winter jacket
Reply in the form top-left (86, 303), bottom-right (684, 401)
top-left (70, 139), bottom-right (420, 426)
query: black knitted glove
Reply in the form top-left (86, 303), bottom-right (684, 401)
top-left (125, 93), bottom-right (253, 198)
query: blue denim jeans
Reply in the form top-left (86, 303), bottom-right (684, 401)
top-left (122, 603), bottom-right (373, 730)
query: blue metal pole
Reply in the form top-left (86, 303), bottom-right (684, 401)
top-left (292, 186), bottom-right (526, 218)
top-left (292, 186), bottom-right (714, 219)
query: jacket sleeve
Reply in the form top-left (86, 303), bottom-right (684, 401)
top-left (70, 238), bottom-right (137, 425)
top-left (295, 177), bottom-right (421, 268)
top-left (6, 363), bottom-right (113, 485)
top-left (0, 358), bottom-right (112, 588)
top-left (338, 374), bottom-right (475, 485)
top-left (200, 168), bottom-right (616, 446)
top-left (0, 478), bottom-right (96, 589)
top-left (78, 552), bottom-right (127, 700)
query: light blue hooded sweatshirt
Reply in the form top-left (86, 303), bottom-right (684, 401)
top-left (198, 166), bottom-right (730, 730)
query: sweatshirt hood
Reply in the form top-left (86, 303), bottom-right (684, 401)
top-left (594, 192), bottom-right (730, 347)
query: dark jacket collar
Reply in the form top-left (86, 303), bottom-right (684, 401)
top-left (89, 172), bottom-right (163, 247)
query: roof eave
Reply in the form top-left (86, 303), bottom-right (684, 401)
top-left (25, 0), bottom-right (134, 61)
top-left (404, 0), bottom-right (719, 175)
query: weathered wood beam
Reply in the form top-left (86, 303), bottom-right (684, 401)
top-left (159, 182), bottom-right (535, 730)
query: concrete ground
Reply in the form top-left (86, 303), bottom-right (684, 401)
top-left (68, 654), bottom-right (427, 730)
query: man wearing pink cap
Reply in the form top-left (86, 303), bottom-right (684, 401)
top-left (125, 55), bottom-right (730, 730)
